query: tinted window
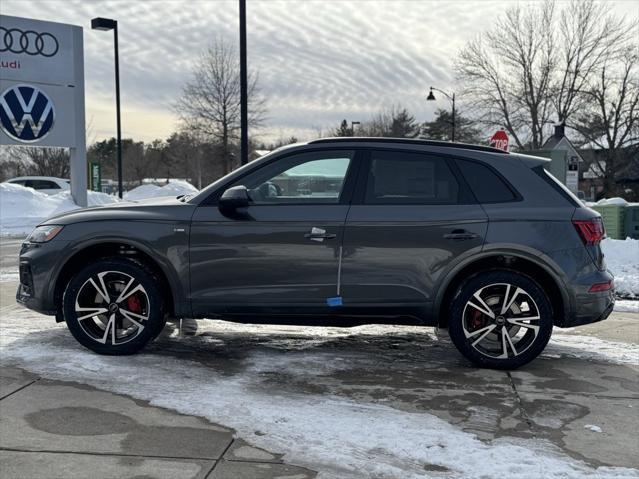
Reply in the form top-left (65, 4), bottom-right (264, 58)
top-left (27, 180), bottom-right (60, 190)
top-left (364, 150), bottom-right (460, 204)
top-left (456, 159), bottom-right (516, 203)
top-left (233, 150), bottom-right (354, 204)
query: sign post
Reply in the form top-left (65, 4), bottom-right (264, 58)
top-left (0, 15), bottom-right (87, 206)
top-left (489, 129), bottom-right (509, 152)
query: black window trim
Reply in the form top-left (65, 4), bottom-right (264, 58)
top-left (453, 157), bottom-right (523, 204)
top-left (200, 147), bottom-right (364, 207)
top-left (351, 147), bottom-right (477, 206)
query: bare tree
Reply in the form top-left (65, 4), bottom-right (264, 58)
top-left (176, 38), bottom-right (266, 174)
top-left (5, 147), bottom-right (70, 178)
top-left (572, 49), bottom-right (639, 194)
top-left (554, 0), bottom-right (635, 123)
top-left (456, 1), bottom-right (556, 149)
top-left (456, 0), bottom-right (636, 150)
top-left (359, 105), bottom-right (420, 138)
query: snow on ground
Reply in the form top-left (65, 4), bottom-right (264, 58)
top-left (615, 300), bottom-right (639, 313)
top-left (601, 238), bottom-right (639, 298)
top-left (124, 180), bottom-right (197, 201)
top-left (0, 183), bottom-right (120, 236)
top-left (1, 309), bottom-right (638, 479)
top-left (545, 334), bottom-right (639, 364)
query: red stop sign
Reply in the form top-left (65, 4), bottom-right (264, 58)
top-left (490, 130), bottom-right (509, 151)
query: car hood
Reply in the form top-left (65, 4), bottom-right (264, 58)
top-left (42, 195), bottom-right (197, 226)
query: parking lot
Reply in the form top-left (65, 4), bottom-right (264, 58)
top-left (1, 237), bottom-right (638, 478)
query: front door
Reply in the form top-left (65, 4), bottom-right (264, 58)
top-left (189, 149), bottom-right (358, 316)
top-left (340, 149), bottom-right (487, 309)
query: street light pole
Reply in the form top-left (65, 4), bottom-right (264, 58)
top-left (451, 92), bottom-right (455, 143)
top-left (427, 86), bottom-right (456, 143)
top-left (92, 17), bottom-right (123, 198)
top-left (239, 0), bottom-right (248, 166)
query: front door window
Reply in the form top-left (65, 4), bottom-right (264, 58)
top-left (233, 150), bottom-right (354, 204)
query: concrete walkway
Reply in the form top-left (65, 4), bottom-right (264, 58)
top-left (0, 367), bottom-right (316, 479)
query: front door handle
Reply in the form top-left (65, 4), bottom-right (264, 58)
top-left (305, 227), bottom-right (336, 242)
top-left (444, 229), bottom-right (479, 240)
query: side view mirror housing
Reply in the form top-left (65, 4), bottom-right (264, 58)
top-left (218, 185), bottom-right (250, 215)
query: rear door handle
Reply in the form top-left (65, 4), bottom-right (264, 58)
top-left (444, 230), bottom-right (479, 240)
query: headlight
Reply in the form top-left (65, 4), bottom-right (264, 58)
top-left (27, 225), bottom-right (64, 243)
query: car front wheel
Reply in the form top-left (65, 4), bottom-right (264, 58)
top-left (448, 270), bottom-right (553, 369)
top-left (62, 257), bottom-right (166, 355)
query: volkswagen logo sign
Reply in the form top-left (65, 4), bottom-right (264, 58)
top-left (0, 85), bottom-right (55, 143)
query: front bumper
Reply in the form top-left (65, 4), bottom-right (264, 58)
top-left (16, 240), bottom-right (69, 316)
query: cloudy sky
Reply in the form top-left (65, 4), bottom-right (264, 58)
top-left (2, 0), bottom-right (638, 144)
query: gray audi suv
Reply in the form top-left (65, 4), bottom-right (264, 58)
top-left (17, 138), bottom-right (614, 369)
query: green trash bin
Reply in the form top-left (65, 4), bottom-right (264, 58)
top-left (591, 204), bottom-right (626, 239)
top-left (625, 205), bottom-right (639, 239)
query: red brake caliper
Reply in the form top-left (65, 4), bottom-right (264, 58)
top-left (470, 309), bottom-right (485, 330)
top-left (127, 294), bottom-right (142, 314)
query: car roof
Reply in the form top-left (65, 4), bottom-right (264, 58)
top-left (306, 137), bottom-right (509, 155)
top-left (7, 176), bottom-right (69, 181)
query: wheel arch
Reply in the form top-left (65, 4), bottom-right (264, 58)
top-left (434, 250), bottom-right (571, 328)
top-left (52, 239), bottom-right (182, 322)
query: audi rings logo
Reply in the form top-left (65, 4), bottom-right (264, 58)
top-left (0, 27), bottom-right (59, 57)
top-left (0, 85), bottom-right (55, 143)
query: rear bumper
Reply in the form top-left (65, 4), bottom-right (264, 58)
top-left (558, 268), bottom-right (615, 328)
top-left (562, 290), bottom-right (615, 327)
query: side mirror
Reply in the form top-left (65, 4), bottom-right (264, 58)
top-left (218, 185), bottom-right (250, 215)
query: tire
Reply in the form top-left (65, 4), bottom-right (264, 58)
top-left (62, 257), bottom-right (167, 355)
top-left (448, 270), bottom-right (553, 369)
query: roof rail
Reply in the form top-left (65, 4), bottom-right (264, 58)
top-left (307, 137), bottom-right (509, 154)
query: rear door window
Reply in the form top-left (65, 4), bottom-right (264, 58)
top-left (456, 159), bottom-right (517, 203)
top-left (364, 150), bottom-right (461, 204)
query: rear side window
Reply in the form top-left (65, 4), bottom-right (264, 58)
top-left (364, 150), bottom-right (460, 204)
top-left (456, 159), bottom-right (517, 203)
top-left (533, 166), bottom-right (582, 207)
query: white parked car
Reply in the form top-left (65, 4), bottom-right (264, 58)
top-left (4, 176), bottom-right (71, 195)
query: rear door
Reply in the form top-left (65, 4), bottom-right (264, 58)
top-left (189, 149), bottom-right (359, 315)
top-left (340, 149), bottom-right (487, 307)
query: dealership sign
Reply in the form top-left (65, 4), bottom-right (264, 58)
top-left (0, 15), bottom-right (87, 205)
top-left (0, 15), bottom-right (84, 148)
top-left (0, 84), bottom-right (55, 142)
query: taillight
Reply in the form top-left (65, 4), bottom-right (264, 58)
top-left (588, 280), bottom-right (614, 293)
top-left (573, 218), bottom-right (605, 245)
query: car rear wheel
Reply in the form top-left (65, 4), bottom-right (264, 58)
top-left (448, 270), bottom-right (553, 369)
top-left (62, 257), bottom-right (166, 355)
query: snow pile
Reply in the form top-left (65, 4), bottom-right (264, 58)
top-left (1, 180), bottom-right (199, 237)
top-left (596, 197), bottom-right (628, 206)
top-left (124, 180), bottom-right (197, 201)
top-left (614, 300), bottom-right (639, 313)
top-left (601, 238), bottom-right (639, 298)
top-left (1, 310), bottom-right (637, 479)
top-left (122, 184), bottom-right (162, 200)
top-left (0, 183), bottom-right (119, 237)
